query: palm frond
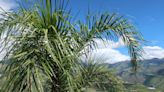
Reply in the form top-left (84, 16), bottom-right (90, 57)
top-left (76, 13), bottom-right (144, 70)
top-left (0, 0), bottom-right (144, 92)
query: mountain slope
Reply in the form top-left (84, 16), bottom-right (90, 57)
top-left (109, 58), bottom-right (164, 91)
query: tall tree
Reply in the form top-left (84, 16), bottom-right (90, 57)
top-left (0, 0), bottom-right (144, 92)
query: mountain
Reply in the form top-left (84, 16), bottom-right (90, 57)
top-left (109, 58), bottom-right (164, 92)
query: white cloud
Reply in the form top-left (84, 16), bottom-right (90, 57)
top-left (143, 46), bottom-right (164, 59)
top-left (86, 38), bottom-right (130, 64)
top-left (88, 39), bottom-right (164, 64)
top-left (93, 38), bottom-right (125, 49)
top-left (90, 48), bottom-right (130, 64)
top-left (0, 0), bottom-right (16, 11)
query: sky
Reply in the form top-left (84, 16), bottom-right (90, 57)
top-left (0, 0), bottom-right (164, 63)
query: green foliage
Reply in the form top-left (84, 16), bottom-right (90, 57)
top-left (74, 57), bottom-right (125, 92)
top-left (0, 0), bottom-right (144, 92)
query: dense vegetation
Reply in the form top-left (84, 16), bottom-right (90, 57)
top-left (0, 0), bottom-right (144, 92)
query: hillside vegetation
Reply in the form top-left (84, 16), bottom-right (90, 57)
top-left (109, 58), bottom-right (164, 92)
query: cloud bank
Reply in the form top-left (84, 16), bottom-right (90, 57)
top-left (90, 39), bottom-right (164, 64)
top-left (89, 38), bottom-right (130, 64)
top-left (91, 48), bottom-right (130, 64)
top-left (143, 46), bottom-right (164, 59)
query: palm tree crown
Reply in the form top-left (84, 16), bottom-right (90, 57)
top-left (0, 0), bottom-right (144, 92)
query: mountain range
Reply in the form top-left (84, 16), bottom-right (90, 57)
top-left (109, 58), bottom-right (164, 92)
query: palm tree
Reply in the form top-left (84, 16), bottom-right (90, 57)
top-left (0, 0), bottom-right (144, 92)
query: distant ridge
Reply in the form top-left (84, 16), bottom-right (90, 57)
top-left (109, 58), bottom-right (164, 91)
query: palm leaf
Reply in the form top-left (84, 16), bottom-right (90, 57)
top-left (0, 0), bottom-right (144, 92)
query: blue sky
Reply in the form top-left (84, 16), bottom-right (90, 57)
top-left (70, 0), bottom-right (164, 47)
top-left (0, 0), bottom-right (164, 63)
